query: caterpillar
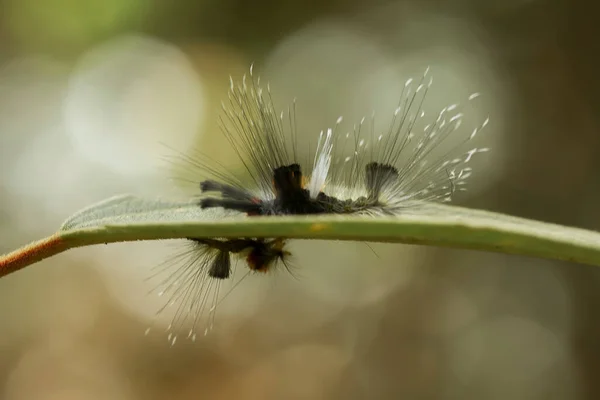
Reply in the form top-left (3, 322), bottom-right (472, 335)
top-left (147, 64), bottom-right (489, 344)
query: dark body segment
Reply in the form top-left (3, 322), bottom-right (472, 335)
top-left (199, 162), bottom-right (399, 216)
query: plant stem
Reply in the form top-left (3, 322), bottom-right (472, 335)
top-left (0, 235), bottom-right (68, 278)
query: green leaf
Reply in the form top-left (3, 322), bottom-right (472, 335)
top-left (2, 194), bottom-right (600, 279)
top-left (60, 194), bottom-right (226, 230)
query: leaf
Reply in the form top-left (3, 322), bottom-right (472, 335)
top-left (2, 193), bottom-right (600, 278)
top-left (60, 194), bottom-right (235, 230)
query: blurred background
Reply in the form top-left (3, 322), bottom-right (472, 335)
top-left (0, 0), bottom-right (599, 398)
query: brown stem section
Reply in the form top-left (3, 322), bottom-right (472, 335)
top-left (0, 235), bottom-right (68, 279)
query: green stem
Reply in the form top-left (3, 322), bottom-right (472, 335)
top-left (2, 205), bottom-right (600, 279)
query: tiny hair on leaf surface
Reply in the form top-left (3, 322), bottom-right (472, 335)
top-left (2, 194), bottom-right (600, 279)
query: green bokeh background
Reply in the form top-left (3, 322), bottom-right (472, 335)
top-left (1, 0), bottom-right (599, 399)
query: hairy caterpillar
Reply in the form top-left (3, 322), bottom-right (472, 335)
top-left (147, 64), bottom-right (489, 344)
